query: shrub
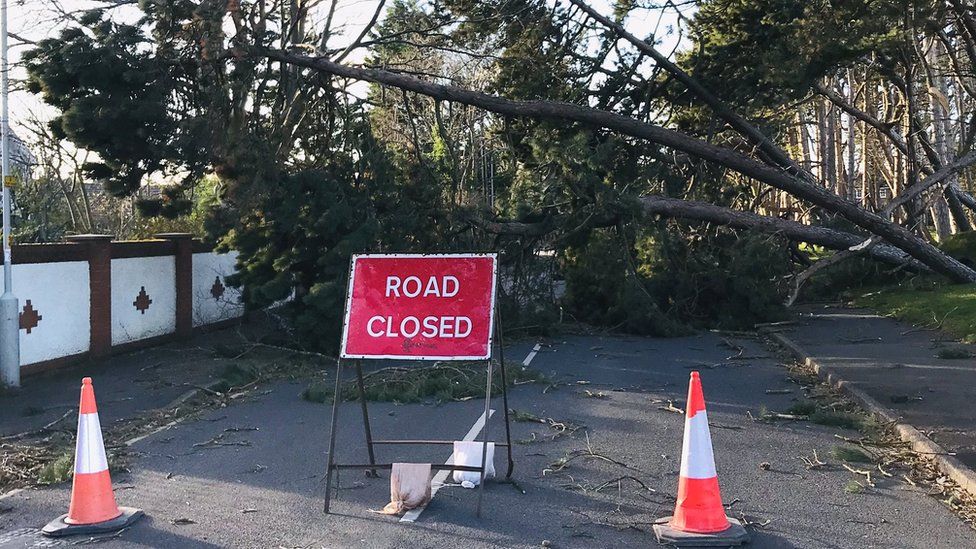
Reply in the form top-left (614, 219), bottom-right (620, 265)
top-left (37, 452), bottom-right (74, 485)
top-left (939, 232), bottom-right (976, 268)
top-left (801, 256), bottom-right (905, 302)
top-left (936, 347), bottom-right (973, 359)
top-left (809, 410), bottom-right (862, 429)
top-left (787, 401), bottom-right (817, 416)
top-left (213, 363), bottom-right (260, 392)
top-left (561, 230), bottom-right (686, 336)
top-left (561, 226), bottom-right (791, 334)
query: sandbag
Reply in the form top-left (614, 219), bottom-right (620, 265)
top-left (378, 463), bottom-right (432, 515)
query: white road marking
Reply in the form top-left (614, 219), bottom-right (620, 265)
top-left (400, 408), bottom-right (495, 523)
top-left (522, 343), bottom-right (542, 366)
top-left (401, 343), bottom-right (541, 523)
top-left (123, 418), bottom-right (184, 447)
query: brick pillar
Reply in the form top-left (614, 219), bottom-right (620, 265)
top-left (67, 234), bottom-right (113, 358)
top-left (157, 233), bottom-right (193, 338)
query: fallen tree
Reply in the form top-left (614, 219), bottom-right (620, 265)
top-left (468, 195), bottom-right (926, 270)
top-left (259, 48), bottom-right (976, 282)
top-left (637, 196), bottom-right (925, 270)
top-left (570, 0), bottom-right (976, 228)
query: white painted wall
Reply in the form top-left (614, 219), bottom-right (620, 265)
top-left (6, 247), bottom-right (242, 368)
top-left (192, 251), bottom-right (244, 327)
top-left (111, 256), bottom-right (177, 344)
top-left (5, 262), bottom-right (90, 365)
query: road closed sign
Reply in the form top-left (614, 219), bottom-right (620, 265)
top-left (340, 253), bottom-right (498, 360)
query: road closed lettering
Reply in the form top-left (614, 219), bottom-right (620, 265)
top-left (340, 254), bottom-right (497, 360)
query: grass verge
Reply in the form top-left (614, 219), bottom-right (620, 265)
top-left (853, 282), bottom-right (976, 343)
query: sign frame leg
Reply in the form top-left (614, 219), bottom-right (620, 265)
top-left (493, 311), bottom-right (514, 478)
top-left (355, 359), bottom-right (379, 478)
top-left (324, 358), bottom-right (344, 514)
top-left (476, 354), bottom-right (493, 518)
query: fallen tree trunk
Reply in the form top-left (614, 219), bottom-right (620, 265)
top-left (260, 49), bottom-right (976, 282)
top-left (469, 195), bottom-right (927, 270)
top-left (571, 0), bottom-right (976, 250)
top-left (883, 151), bottom-right (976, 216)
top-left (637, 196), bottom-right (925, 270)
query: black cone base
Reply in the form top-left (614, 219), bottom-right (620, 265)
top-left (653, 516), bottom-right (750, 546)
top-left (41, 507), bottom-right (144, 537)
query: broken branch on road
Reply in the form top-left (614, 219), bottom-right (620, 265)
top-left (192, 433), bottom-right (253, 449)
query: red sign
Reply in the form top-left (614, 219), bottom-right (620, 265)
top-left (340, 254), bottom-right (498, 360)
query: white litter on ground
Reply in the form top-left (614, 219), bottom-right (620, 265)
top-left (451, 441), bottom-right (496, 487)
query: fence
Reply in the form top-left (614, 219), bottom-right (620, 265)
top-left (7, 233), bottom-right (244, 375)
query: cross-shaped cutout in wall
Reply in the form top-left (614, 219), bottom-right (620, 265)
top-left (211, 276), bottom-right (225, 299)
top-left (19, 300), bottom-right (41, 334)
top-left (134, 286), bottom-right (152, 314)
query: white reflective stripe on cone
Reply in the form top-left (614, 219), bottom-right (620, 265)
top-left (74, 413), bottom-right (109, 474)
top-left (679, 410), bottom-right (718, 479)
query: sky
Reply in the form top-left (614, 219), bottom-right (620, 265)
top-left (5, 0), bottom-right (691, 132)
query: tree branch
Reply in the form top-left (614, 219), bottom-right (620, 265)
top-left (637, 196), bottom-right (924, 270)
top-left (258, 48), bottom-right (976, 282)
top-left (333, 0), bottom-right (386, 63)
top-left (883, 150), bottom-right (976, 217)
top-left (813, 81), bottom-right (909, 155)
top-left (568, 0), bottom-right (809, 178)
top-left (468, 195), bottom-right (926, 271)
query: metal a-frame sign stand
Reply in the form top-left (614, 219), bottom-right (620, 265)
top-left (323, 254), bottom-right (514, 518)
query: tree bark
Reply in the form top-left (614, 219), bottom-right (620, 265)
top-left (637, 196), bottom-right (925, 270)
top-left (928, 40), bottom-right (954, 239)
top-left (258, 49), bottom-right (976, 282)
top-left (470, 195), bottom-right (927, 270)
top-left (883, 150), bottom-right (976, 217)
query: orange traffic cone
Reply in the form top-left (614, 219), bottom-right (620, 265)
top-left (653, 371), bottom-right (749, 546)
top-left (42, 378), bottom-right (143, 537)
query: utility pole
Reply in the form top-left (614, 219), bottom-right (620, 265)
top-left (0, 0), bottom-right (19, 388)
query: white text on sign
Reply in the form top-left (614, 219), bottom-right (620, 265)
top-left (369, 275), bottom-right (471, 339)
top-left (385, 276), bottom-right (459, 298)
top-left (366, 316), bottom-right (472, 338)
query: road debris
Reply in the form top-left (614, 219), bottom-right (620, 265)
top-left (737, 512), bottom-right (771, 529)
top-left (0, 410), bottom-right (74, 442)
top-left (302, 361), bottom-right (546, 404)
top-left (842, 464), bottom-right (876, 487)
top-left (840, 337), bottom-right (883, 344)
top-left (655, 400), bottom-right (684, 414)
top-left (192, 433), bottom-right (253, 449)
top-left (544, 433), bottom-right (637, 476)
top-left (801, 450), bottom-right (827, 470)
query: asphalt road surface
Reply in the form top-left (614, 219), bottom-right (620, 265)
top-left (1, 333), bottom-right (974, 548)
